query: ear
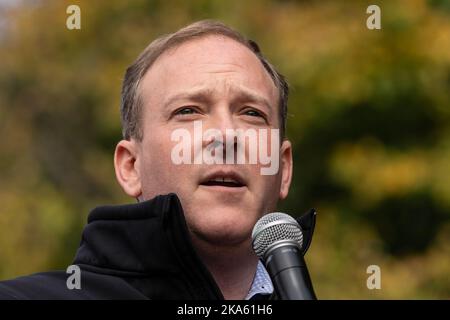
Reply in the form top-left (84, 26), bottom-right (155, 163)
top-left (114, 139), bottom-right (142, 198)
top-left (279, 139), bottom-right (293, 200)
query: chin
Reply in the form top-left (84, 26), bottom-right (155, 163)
top-left (186, 207), bottom-right (258, 246)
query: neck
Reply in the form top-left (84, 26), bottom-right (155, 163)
top-left (190, 235), bottom-right (259, 300)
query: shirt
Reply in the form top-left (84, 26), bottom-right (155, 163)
top-left (245, 260), bottom-right (274, 300)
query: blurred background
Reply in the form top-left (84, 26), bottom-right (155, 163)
top-left (0, 0), bottom-right (449, 299)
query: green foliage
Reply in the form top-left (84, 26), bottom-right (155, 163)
top-left (0, 0), bottom-right (449, 298)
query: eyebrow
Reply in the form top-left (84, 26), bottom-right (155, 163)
top-left (163, 87), bottom-right (213, 109)
top-left (162, 86), bottom-right (274, 113)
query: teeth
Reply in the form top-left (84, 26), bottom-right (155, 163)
top-left (210, 177), bottom-right (237, 183)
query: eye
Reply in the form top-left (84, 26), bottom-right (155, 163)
top-left (245, 109), bottom-right (262, 117)
top-left (242, 108), bottom-right (265, 119)
top-left (175, 107), bottom-right (198, 116)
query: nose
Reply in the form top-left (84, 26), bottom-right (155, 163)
top-left (202, 105), bottom-right (238, 162)
top-left (210, 105), bottom-right (236, 135)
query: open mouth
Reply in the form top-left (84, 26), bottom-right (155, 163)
top-left (201, 177), bottom-right (245, 188)
top-left (200, 172), bottom-right (247, 189)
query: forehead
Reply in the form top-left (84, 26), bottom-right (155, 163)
top-left (139, 35), bottom-right (278, 109)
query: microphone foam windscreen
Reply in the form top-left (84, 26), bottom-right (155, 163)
top-left (252, 212), bottom-right (303, 258)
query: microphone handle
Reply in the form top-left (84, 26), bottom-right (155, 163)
top-left (265, 245), bottom-right (317, 300)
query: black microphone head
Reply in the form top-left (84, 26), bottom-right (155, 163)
top-left (252, 212), bottom-right (303, 259)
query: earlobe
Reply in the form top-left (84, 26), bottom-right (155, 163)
top-left (114, 140), bottom-right (142, 198)
top-left (279, 139), bottom-right (293, 200)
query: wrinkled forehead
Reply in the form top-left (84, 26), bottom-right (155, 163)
top-left (139, 35), bottom-right (279, 109)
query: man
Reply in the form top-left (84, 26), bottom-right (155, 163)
top-left (0, 20), bottom-right (309, 300)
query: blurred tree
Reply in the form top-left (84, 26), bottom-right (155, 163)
top-left (0, 0), bottom-right (449, 298)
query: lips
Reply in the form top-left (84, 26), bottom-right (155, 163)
top-left (200, 170), bottom-right (246, 188)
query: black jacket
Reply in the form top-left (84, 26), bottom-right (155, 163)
top-left (0, 193), bottom-right (316, 300)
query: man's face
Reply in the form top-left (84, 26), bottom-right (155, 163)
top-left (115, 35), bottom-right (292, 246)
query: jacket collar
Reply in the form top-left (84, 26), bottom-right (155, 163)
top-left (72, 193), bottom-right (316, 299)
top-left (73, 193), bottom-right (223, 299)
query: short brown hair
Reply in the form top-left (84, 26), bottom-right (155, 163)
top-left (120, 20), bottom-right (289, 140)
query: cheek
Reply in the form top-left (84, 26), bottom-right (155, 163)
top-left (141, 140), bottom-right (170, 171)
top-left (254, 171), bottom-right (283, 209)
top-left (138, 135), bottom-right (183, 195)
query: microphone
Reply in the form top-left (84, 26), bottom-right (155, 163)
top-left (252, 212), bottom-right (317, 300)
